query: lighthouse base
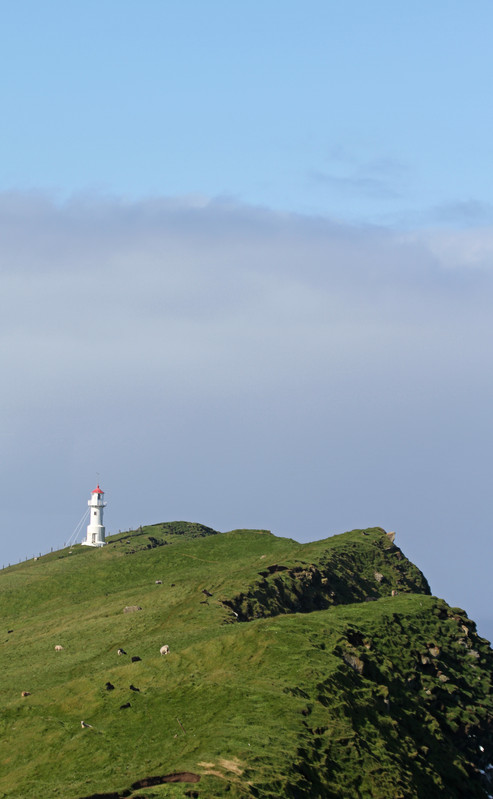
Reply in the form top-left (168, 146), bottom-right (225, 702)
top-left (83, 524), bottom-right (106, 547)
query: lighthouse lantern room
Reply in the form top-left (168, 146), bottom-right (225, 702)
top-left (82, 485), bottom-right (107, 547)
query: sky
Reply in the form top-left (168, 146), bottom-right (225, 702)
top-left (1, 1), bottom-right (493, 640)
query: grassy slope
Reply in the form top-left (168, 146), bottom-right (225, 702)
top-left (0, 525), bottom-right (491, 799)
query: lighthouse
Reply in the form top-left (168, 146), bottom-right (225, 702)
top-left (82, 485), bottom-right (107, 547)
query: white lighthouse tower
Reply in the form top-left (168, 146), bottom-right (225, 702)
top-left (82, 485), bottom-right (107, 547)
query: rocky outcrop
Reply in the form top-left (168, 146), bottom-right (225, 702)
top-left (221, 529), bottom-right (430, 622)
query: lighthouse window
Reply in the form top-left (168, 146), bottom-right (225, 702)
top-left (93, 511), bottom-right (97, 515)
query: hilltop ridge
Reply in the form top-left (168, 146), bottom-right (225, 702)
top-left (0, 524), bottom-right (491, 798)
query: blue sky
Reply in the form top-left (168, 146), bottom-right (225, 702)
top-left (1, 2), bottom-right (493, 641)
top-left (2, 1), bottom-right (493, 222)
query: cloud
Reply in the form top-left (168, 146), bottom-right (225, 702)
top-left (402, 225), bottom-right (493, 270)
top-left (309, 169), bottom-right (400, 199)
top-left (0, 191), bottom-right (492, 636)
top-left (309, 150), bottom-right (410, 200)
top-left (427, 199), bottom-right (493, 226)
top-left (2, 191), bottom-right (491, 422)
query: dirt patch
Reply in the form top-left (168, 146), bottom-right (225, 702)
top-left (219, 758), bottom-right (244, 775)
top-left (198, 758), bottom-right (244, 780)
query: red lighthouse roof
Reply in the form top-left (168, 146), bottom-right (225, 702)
top-left (92, 485), bottom-right (104, 494)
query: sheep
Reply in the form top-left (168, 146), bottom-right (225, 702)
top-left (21, 691), bottom-right (31, 697)
top-left (160, 645), bottom-right (170, 656)
top-left (54, 645), bottom-right (64, 651)
top-left (117, 648), bottom-right (127, 655)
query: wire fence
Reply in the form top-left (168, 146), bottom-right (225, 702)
top-left (1, 523), bottom-right (139, 570)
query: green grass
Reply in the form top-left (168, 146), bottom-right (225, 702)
top-left (0, 524), bottom-right (491, 798)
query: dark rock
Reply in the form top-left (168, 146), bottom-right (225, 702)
top-left (342, 652), bottom-right (365, 674)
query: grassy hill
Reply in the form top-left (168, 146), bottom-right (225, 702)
top-left (0, 524), bottom-right (491, 798)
